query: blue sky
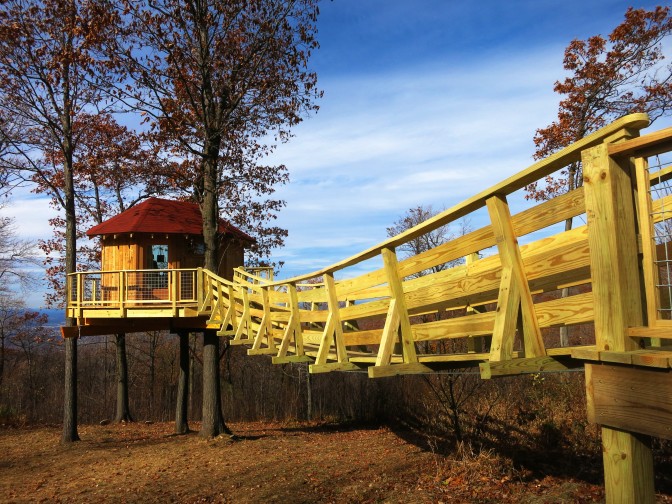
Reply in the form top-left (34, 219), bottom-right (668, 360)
top-left (2, 0), bottom-right (671, 305)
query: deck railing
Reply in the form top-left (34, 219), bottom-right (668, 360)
top-left (67, 268), bottom-right (198, 318)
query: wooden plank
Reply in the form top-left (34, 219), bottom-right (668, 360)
top-left (310, 362), bottom-right (362, 373)
top-left (368, 362), bottom-right (432, 378)
top-left (418, 352), bottom-right (490, 363)
top-left (487, 194), bottom-right (545, 358)
top-left (583, 143), bottom-right (644, 352)
top-left (533, 292), bottom-right (594, 328)
top-left (628, 325), bottom-right (672, 339)
top-left (598, 351), bottom-right (634, 365)
top-left (272, 355), bottom-right (312, 364)
top-left (630, 350), bottom-right (672, 368)
top-left (608, 126), bottom-right (672, 159)
top-left (480, 356), bottom-right (573, 379)
top-left (411, 311), bottom-right (495, 341)
top-left (247, 348), bottom-right (278, 356)
top-left (547, 345), bottom-right (596, 357)
top-left (588, 364), bottom-right (672, 440)
top-left (342, 329), bottom-right (383, 346)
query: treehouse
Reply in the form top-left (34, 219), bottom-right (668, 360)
top-left (88, 197), bottom-right (253, 278)
top-left (66, 197), bottom-right (256, 331)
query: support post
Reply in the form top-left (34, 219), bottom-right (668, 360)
top-left (583, 142), bottom-right (654, 503)
top-left (175, 331), bottom-right (190, 434)
top-left (486, 194), bottom-right (545, 360)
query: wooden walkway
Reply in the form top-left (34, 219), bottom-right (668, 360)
top-left (67, 113), bottom-right (672, 379)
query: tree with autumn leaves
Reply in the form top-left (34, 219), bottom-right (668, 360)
top-left (0, 0), bottom-right (321, 440)
top-left (527, 6), bottom-right (672, 202)
top-left (0, 0), bottom-right (123, 443)
top-left (112, 0), bottom-right (321, 437)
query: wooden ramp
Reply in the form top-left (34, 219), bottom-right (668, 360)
top-left (68, 114), bottom-right (671, 376)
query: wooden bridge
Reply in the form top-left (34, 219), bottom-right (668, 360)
top-left (66, 113), bottom-right (672, 502)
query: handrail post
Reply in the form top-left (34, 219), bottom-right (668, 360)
top-left (171, 270), bottom-right (178, 316)
top-left (119, 271), bottom-right (126, 317)
top-left (76, 273), bottom-right (83, 319)
top-left (196, 267), bottom-right (203, 309)
top-left (583, 141), bottom-right (654, 503)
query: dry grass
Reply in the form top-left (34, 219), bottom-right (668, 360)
top-left (2, 420), bottom-right (663, 504)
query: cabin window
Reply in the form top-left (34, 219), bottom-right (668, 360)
top-left (151, 244), bottom-right (169, 269)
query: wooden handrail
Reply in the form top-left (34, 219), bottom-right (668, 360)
top-left (259, 113), bottom-right (650, 286)
top-left (608, 126), bottom-right (672, 159)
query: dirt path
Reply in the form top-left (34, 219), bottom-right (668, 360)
top-left (0, 421), bottom-right (652, 503)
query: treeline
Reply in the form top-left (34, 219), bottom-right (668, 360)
top-left (0, 328), bottom-right (598, 452)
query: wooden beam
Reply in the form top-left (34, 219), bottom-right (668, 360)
top-left (487, 194), bottom-right (545, 358)
top-left (368, 362), bottom-right (432, 378)
top-left (583, 144), bottom-right (644, 352)
top-left (249, 287), bottom-right (274, 350)
top-left (276, 283), bottom-right (304, 358)
top-left (375, 248), bottom-right (418, 366)
top-left (479, 356), bottom-right (573, 379)
top-left (634, 157), bottom-right (662, 339)
top-left (583, 141), bottom-right (655, 504)
top-left (587, 363), bottom-right (672, 440)
top-left (608, 126), bottom-right (672, 159)
top-left (314, 273), bottom-right (349, 365)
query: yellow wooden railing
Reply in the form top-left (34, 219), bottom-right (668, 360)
top-left (67, 113), bottom-right (672, 378)
top-left (67, 268), bottom-right (199, 319)
top-left (186, 113), bottom-right (672, 379)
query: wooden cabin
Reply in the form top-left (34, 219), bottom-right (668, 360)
top-left (87, 197), bottom-right (254, 281)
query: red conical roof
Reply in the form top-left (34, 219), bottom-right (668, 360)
top-left (86, 197), bottom-right (254, 243)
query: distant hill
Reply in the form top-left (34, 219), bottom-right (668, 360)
top-left (40, 309), bottom-right (66, 327)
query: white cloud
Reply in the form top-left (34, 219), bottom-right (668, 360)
top-left (270, 47), bottom-right (566, 279)
top-left (0, 195), bottom-right (55, 241)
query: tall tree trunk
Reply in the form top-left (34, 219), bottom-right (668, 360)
top-left (189, 333), bottom-right (196, 418)
top-left (175, 331), bottom-right (190, 434)
top-left (200, 329), bottom-right (231, 437)
top-left (114, 333), bottom-right (133, 423)
top-left (61, 85), bottom-right (79, 442)
top-left (199, 149), bottom-right (231, 437)
top-left (62, 336), bottom-right (79, 442)
top-left (201, 155), bottom-right (219, 274)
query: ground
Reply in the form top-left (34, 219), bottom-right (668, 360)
top-left (0, 421), bottom-right (668, 503)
